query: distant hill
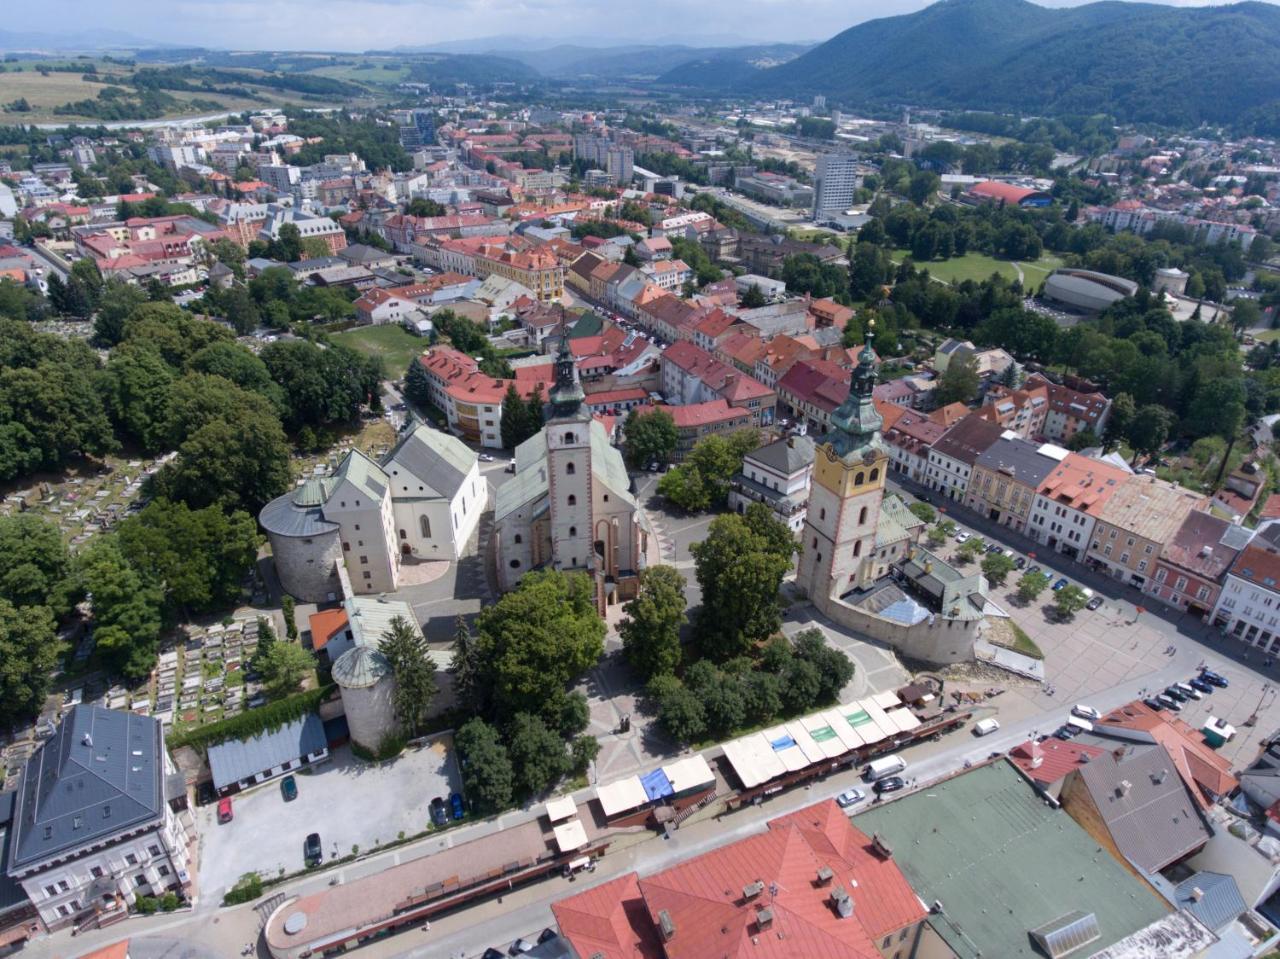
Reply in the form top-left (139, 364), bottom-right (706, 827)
top-left (449, 42), bottom-right (811, 80)
top-left (661, 0), bottom-right (1280, 132)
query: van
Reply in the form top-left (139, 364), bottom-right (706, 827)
top-left (864, 754), bottom-right (907, 781)
top-left (974, 718), bottom-right (1001, 736)
top-left (1066, 716), bottom-right (1093, 733)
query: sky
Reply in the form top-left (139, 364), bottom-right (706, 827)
top-left (6, 0), bottom-right (1256, 51)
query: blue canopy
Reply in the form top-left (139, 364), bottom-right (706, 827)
top-left (770, 735), bottom-right (798, 751)
top-left (640, 768), bottom-right (673, 801)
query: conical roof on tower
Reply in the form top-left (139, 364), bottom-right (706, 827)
top-left (549, 306), bottom-right (586, 420)
top-left (825, 320), bottom-right (890, 462)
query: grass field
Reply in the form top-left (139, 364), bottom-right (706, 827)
top-left (333, 325), bottom-right (427, 375)
top-left (790, 227), bottom-right (844, 244)
top-left (310, 61), bottom-right (409, 85)
top-left (893, 249), bottom-right (1063, 287)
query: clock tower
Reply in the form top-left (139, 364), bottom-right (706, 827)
top-left (796, 324), bottom-right (890, 601)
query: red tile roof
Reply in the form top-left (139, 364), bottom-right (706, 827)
top-left (308, 609), bottom-right (349, 651)
top-left (633, 400), bottom-right (751, 430)
top-left (662, 341), bottom-right (772, 402)
top-left (552, 873), bottom-right (664, 959)
top-left (1009, 738), bottom-right (1105, 786)
top-left (1231, 544), bottom-right (1280, 593)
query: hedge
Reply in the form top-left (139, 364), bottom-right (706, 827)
top-left (167, 685), bottom-right (335, 755)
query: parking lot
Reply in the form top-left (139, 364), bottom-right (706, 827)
top-left (195, 735), bottom-right (463, 902)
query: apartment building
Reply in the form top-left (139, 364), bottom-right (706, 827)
top-left (1210, 530), bottom-right (1280, 653)
top-left (965, 435), bottom-right (1066, 534)
top-left (883, 410), bottom-right (946, 483)
top-left (660, 341), bottom-right (775, 426)
top-left (922, 414), bottom-right (1005, 502)
top-left (1086, 475), bottom-right (1205, 589)
top-left (1150, 511), bottom-right (1249, 619)
top-left (1026, 453), bottom-right (1130, 560)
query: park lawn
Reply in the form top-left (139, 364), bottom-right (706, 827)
top-left (893, 249), bottom-right (1020, 285)
top-left (1016, 254), bottom-right (1065, 285)
top-left (790, 227), bottom-right (843, 244)
top-left (333, 324), bottom-right (427, 376)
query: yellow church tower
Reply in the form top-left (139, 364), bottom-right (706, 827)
top-left (796, 324), bottom-right (890, 602)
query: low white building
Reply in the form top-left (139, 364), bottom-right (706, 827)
top-left (922, 415), bottom-right (1004, 502)
top-left (1210, 536), bottom-right (1280, 654)
top-left (728, 435), bottom-right (815, 532)
top-left (4, 706), bottom-right (193, 932)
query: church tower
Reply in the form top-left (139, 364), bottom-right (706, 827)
top-left (545, 320), bottom-right (594, 578)
top-left (796, 324), bottom-right (890, 602)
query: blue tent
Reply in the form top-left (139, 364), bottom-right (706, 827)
top-left (770, 735), bottom-right (797, 751)
top-left (640, 768), bottom-right (673, 801)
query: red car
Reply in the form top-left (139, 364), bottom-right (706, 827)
top-left (217, 797), bottom-right (233, 824)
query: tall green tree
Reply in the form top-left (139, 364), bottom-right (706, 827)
top-left (474, 570), bottom-right (605, 726)
top-left (1127, 404), bottom-right (1175, 463)
top-left (77, 538), bottom-right (163, 680)
top-left (623, 407), bottom-right (678, 467)
top-left (618, 565), bottom-right (687, 681)
top-left (92, 281), bottom-right (148, 346)
top-left (379, 615), bottom-right (438, 737)
top-left (499, 383), bottom-right (531, 450)
top-left (740, 283), bottom-right (767, 308)
top-left (0, 600), bottom-right (58, 728)
top-left (259, 642), bottom-right (314, 699)
top-left (691, 513), bottom-right (791, 661)
top-left (449, 614), bottom-right (483, 712)
top-left (936, 353), bottom-right (980, 405)
top-left (0, 514), bottom-right (75, 616)
top-left (99, 344), bottom-right (175, 453)
top-left (505, 712), bottom-right (571, 798)
top-left (455, 718), bottom-right (514, 814)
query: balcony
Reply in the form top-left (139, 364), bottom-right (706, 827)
top-left (729, 474), bottom-right (807, 517)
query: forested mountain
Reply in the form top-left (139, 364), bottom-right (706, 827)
top-left (661, 0), bottom-right (1280, 132)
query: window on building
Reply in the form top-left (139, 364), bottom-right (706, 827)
top-left (158, 865), bottom-right (170, 877)
top-left (858, 506), bottom-right (867, 525)
top-left (362, 571), bottom-right (371, 580)
top-left (513, 534), bottom-right (522, 544)
top-left (569, 526), bottom-right (577, 537)
top-left (819, 508), bottom-right (826, 521)
top-left (342, 542), bottom-right (349, 551)
top-left (854, 541), bottom-right (861, 557)
top-left (148, 845), bottom-right (161, 857)
top-left (567, 495), bottom-right (577, 506)
top-left (420, 515), bottom-right (431, 538)
top-left (564, 431), bottom-right (577, 444)
top-left (125, 855), bottom-right (137, 867)
top-left (869, 468), bottom-right (879, 482)
top-left (854, 471), bottom-right (865, 485)
top-left (399, 529), bottom-right (406, 540)
top-left (509, 559), bottom-right (520, 569)
top-left (90, 867), bottom-right (103, 879)
top-left (359, 555), bottom-right (368, 564)
top-left (566, 462), bottom-right (576, 475)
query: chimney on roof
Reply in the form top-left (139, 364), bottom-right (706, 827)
top-left (830, 885), bottom-right (854, 919)
top-left (816, 866), bottom-right (834, 886)
top-left (1028, 739), bottom-right (1044, 770)
top-left (658, 910), bottom-right (675, 942)
top-left (1117, 780), bottom-right (1132, 797)
top-left (871, 833), bottom-right (894, 859)
top-left (755, 907), bottom-right (774, 930)
top-left (743, 881), bottom-right (764, 901)
top-left (1191, 887), bottom-right (1205, 902)
top-left (1153, 768), bottom-right (1168, 785)
top-left (82, 734), bottom-right (92, 748)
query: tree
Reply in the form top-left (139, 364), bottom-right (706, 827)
top-left (936, 354), bottom-right (980, 405)
top-left (908, 170), bottom-right (941, 206)
top-left (99, 344), bottom-right (175, 453)
top-left (848, 242), bottom-right (891, 300)
top-left (657, 464), bottom-right (712, 512)
top-left (450, 614), bottom-right (483, 712)
top-left (474, 570), bottom-right (605, 727)
top-left (499, 383), bottom-right (532, 450)
top-left (570, 734), bottom-right (599, 774)
top-left (649, 675), bottom-right (706, 744)
top-left (93, 282), bottom-right (148, 346)
top-left (791, 628), bottom-right (855, 703)
top-left (908, 502), bottom-right (936, 524)
top-left (926, 525), bottom-right (948, 548)
top-left (623, 408), bottom-right (678, 468)
top-left (742, 502), bottom-right (797, 563)
top-left (661, 430), bottom-right (760, 512)
top-left (0, 600), bottom-right (58, 728)
top-left (207, 237), bottom-right (247, 280)
top-left (406, 197), bottom-right (447, 217)
top-left (115, 499), bottom-right (259, 614)
top-left (506, 712), bottom-right (571, 798)
top-left (0, 514), bottom-right (74, 616)
top-left (252, 616), bottom-right (277, 673)
top-left (260, 341), bottom-right (378, 432)
top-left (780, 658), bottom-right (823, 714)
top-left (1054, 584), bottom-right (1088, 620)
top-left (1017, 571), bottom-right (1051, 602)
top-left (1127, 404), bottom-right (1175, 463)
top-left (455, 718), bottom-right (514, 814)
top-left (691, 513), bottom-right (791, 660)
top-left (618, 565), bottom-right (687, 681)
top-left (77, 538), bottom-right (163, 680)
top-left (258, 642), bottom-right (314, 698)
top-left (955, 537), bottom-right (986, 564)
top-left (378, 615), bottom-right (438, 737)
top-left (1105, 392), bottom-right (1136, 449)
top-left (740, 283), bottom-right (767, 309)
top-left (1185, 378), bottom-right (1246, 442)
top-left (981, 552), bottom-right (1016, 586)
top-left (187, 342), bottom-right (285, 412)
top-left (525, 384), bottom-right (545, 433)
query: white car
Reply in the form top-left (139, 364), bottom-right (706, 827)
top-left (835, 788), bottom-right (865, 808)
top-left (954, 531), bottom-right (970, 543)
top-left (478, 453), bottom-right (494, 462)
top-left (1072, 704), bottom-right (1101, 721)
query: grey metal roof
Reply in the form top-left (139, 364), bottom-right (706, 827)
top-left (1174, 872), bottom-right (1247, 932)
top-left (382, 423), bottom-right (475, 500)
top-left (931, 415), bottom-right (1005, 467)
top-left (497, 419), bottom-right (633, 524)
top-left (332, 645), bottom-right (392, 689)
top-left (207, 714), bottom-right (327, 791)
top-left (1030, 910), bottom-right (1101, 959)
top-left (258, 489), bottom-right (339, 538)
top-left (975, 435), bottom-right (1059, 488)
top-left (7, 705), bottom-right (164, 872)
top-left (1077, 744), bottom-right (1211, 874)
top-left (331, 449), bottom-right (388, 503)
top-left (744, 435), bottom-right (814, 477)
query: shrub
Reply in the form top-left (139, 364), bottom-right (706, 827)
top-left (167, 685), bottom-right (333, 754)
top-left (222, 873), bottom-right (263, 906)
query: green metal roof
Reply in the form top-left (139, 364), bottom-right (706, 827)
top-left (332, 448), bottom-right (389, 504)
top-left (854, 763), bottom-right (1169, 959)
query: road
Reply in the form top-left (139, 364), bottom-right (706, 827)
top-left (26, 242), bottom-right (68, 284)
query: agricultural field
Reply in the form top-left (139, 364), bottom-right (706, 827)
top-left (309, 60), bottom-right (412, 85)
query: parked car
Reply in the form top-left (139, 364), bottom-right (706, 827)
top-left (1072, 704), bottom-right (1102, 721)
top-left (985, 543), bottom-right (1001, 554)
top-left (1052, 578), bottom-right (1069, 591)
top-left (478, 453), bottom-right (494, 462)
top-left (1013, 556), bottom-right (1027, 570)
top-left (217, 797), bottom-right (234, 824)
top-left (1163, 686), bottom-right (1188, 702)
top-left (450, 792), bottom-right (465, 820)
top-left (1174, 682), bottom-right (1202, 700)
top-left (1143, 697), bottom-right (1166, 711)
top-left (280, 775), bottom-right (297, 802)
top-left (482, 949), bottom-right (505, 959)
top-left (1200, 669), bottom-right (1229, 688)
top-left (538, 928), bottom-right (559, 944)
top-left (509, 939), bottom-right (536, 955)
top-left (1027, 565), bottom-right (1042, 577)
top-left (954, 531), bottom-right (970, 543)
top-left (1189, 677), bottom-right (1214, 694)
top-left (836, 788), bottom-right (865, 808)
top-left (1085, 595), bottom-right (1104, 611)
top-left (430, 796), bottom-right (448, 827)
top-left (1157, 694), bottom-right (1182, 712)
top-left (1053, 725), bottom-right (1079, 740)
top-left (874, 776), bottom-right (906, 794)
top-left (304, 832), bottom-right (322, 866)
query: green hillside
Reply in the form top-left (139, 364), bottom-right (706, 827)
top-left (663, 0), bottom-right (1280, 133)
